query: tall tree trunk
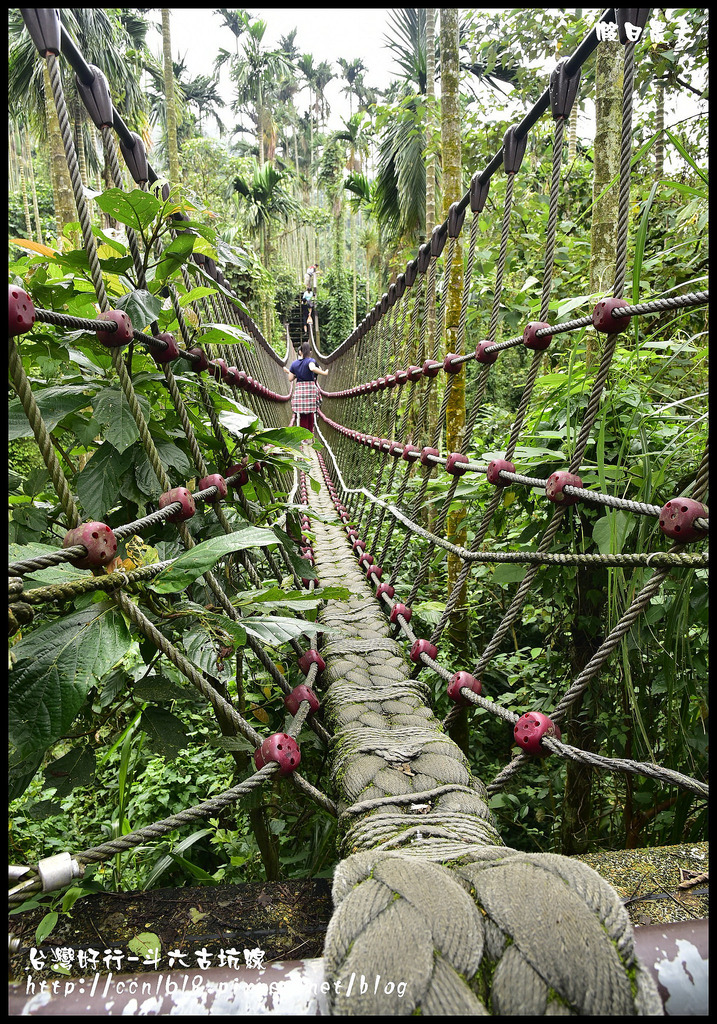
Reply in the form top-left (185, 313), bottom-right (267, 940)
top-left (22, 127), bottom-right (44, 244)
top-left (425, 8), bottom-right (439, 450)
top-left (440, 8), bottom-right (468, 754)
top-left (563, 39), bottom-right (625, 852)
top-left (654, 78), bottom-right (665, 178)
top-left (257, 78), bottom-right (265, 169)
top-left (43, 63), bottom-right (76, 244)
top-left (567, 8), bottom-right (582, 164)
top-left (425, 9), bottom-right (437, 239)
top-left (568, 102), bottom-right (579, 162)
top-left (161, 9), bottom-right (181, 184)
top-left (9, 122), bottom-right (20, 192)
top-left (18, 126), bottom-right (33, 240)
top-left (74, 96), bottom-right (87, 187)
top-left (587, 39), bottom-right (624, 363)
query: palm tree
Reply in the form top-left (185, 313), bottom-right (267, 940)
top-left (224, 18), bottom-right (290, 168)
top-left (373, 8), bottom-right (430, 249)
top-left (160, 10), bottom-right (181, 182)
top-left (214, 7), bottom-right (249, 57)
top-left (312, 60), bottom-right (335, 131)
top-left (297, 54), bottom-right (318, 180)
top-left (346, 174), bottom-right (380, 308)
top-left (334, 114), bottom-right (373, 326)
top-left (183, 73), bottom-right (226, 136)
top-left (232, 163), bottom-right (299, 335)
top-left (319, 136), bottom-right (352, 344)
top-left (337, 57), bottom-right (367, 117)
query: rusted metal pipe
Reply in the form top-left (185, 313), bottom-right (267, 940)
top-left (8, 919), bottom-right (708, 1015)
top-left (632, 918), bottom-right (708, 1016)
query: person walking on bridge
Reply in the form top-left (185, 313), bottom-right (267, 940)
top-left (284, 340), bottom-right (328, 438)
top-left (301, 288), bottom-right (314, 334)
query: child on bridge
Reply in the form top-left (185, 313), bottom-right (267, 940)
top-left (284, 340), bottom-right (328, 438)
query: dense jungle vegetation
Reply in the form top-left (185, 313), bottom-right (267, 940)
top-left (8, 7), bottom-right (708, 936)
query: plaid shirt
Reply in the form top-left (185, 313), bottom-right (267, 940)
top-left (291, 379), bottom-right (321, 413)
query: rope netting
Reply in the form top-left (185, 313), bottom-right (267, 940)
top-left (8, 6), bottom-right (707, 1016)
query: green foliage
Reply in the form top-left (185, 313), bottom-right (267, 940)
top-left (8, 183), bottom-right (55, 244)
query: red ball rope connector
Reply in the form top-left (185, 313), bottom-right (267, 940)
top-left (298, 649), bottom-right (326, 675)
top-left (253, 733), bottom-right (301, 775)
top-left (545, 471), bottom-right (583, 505)
top-left (592, 296), bottom-right (631, 334)
top-left (422, 359), bottom-right (441, 378)
top-left (226, 463), bottom-right (250, 487)
top-left (284, 685), bottom-right (320, 716)
top-left (475, 340), bottom-right (498, 365)
top-left (159, 487), bottom-right (196, 522)
top-left (420, 447), bottom-right (440, 466)
top-left (152, 332), bottom-right (180, 364)
top-left (523, 321), bottom-right (552, 351)
top-left (198, 474), bottom-right (227, 499)
top-left (62, 521), bottom-right (117, 569)
top-left (96, 309), bottom-right (133, 348)
top-left (8, 285), bottom-right (36, 336)
top-left (446, 452), bottom-right (469, 476)
top-left (389, 602), bottom-right (412, 624)
top-left (186, 347), bottom-right (209, 373)
top-left (366, 565), bottom-right (383, 581)
top-left (443, 352), bottom-right (463, 373)
top-left (376, 582), bottom-right (395, 601)
top-left (486, 459), bottom-right (515, 486)
top-left (658, 498), bottom-right (709, 543)
top-left (410, 639), bottom-right (438, 664)
top-left (514, 712), bottom-right (561, 756)
top-left (447, 671), bottom-right (482, 705)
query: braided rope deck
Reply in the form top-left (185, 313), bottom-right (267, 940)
top-left (305, 451), bottom-right (662, 1015)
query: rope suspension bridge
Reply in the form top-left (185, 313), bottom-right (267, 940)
top-left (8, 7), bottom-right (708, 1015)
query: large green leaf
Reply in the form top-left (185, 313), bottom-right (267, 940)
top-left (75, 442), bottom-right (134, 519)
top-left (154, 233), bottom-right (196, 285)
top-left (178, 286), bottom-right (216, 306)
top-left (9, 385), bottom-right (93, 440)
top-left (234, 584), bottom-right (350, 612)
top-left (116, 289), bottom-right (163, 331)
top-left (254, 426), bottom-right (312, 451)
top-left (94, 188), bottom-right (162, 231)
top-left (133, 441), bottom-right (193, 497)
top-left (217, 409), bottom-right (259, 436)
top-left (241, 616), bottom-right (327, 646)
top-left (491, 564), bottom-right (528, 585)
top-left (43, 746), bottom-right (96, 797)
top-left (140, 707), bottom-right (189, 756)
top-left (93, 388), bottom-right (151, 453)
top-left (9, 602), bottom-right (131, 757)
top-left (592, 511), bottom-right (635, 556)
top-left (151, 529), bottom-right (280, 593)
top-left (195, 323), bottom-right (250, 347)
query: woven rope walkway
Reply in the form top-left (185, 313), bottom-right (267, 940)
top-left (306, 451), bottom-right (661, 1016)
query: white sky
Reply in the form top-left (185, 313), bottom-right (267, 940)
top-left (154, 8), bottom-right (399, 136)
top-left (150, 9), bottom-right (704, 152)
